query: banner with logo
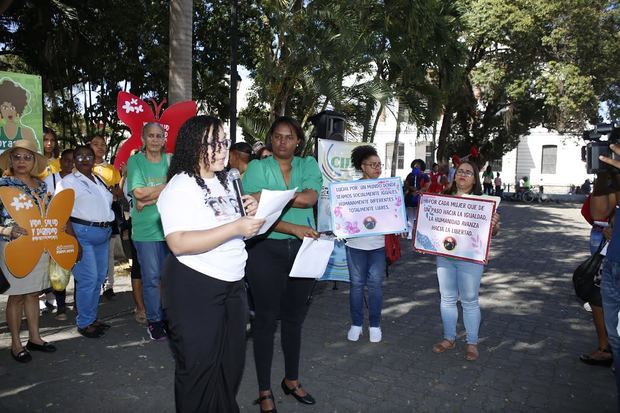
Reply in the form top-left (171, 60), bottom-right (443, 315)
top-left (0, 71), bottom-right (43, 153)
top-left (0, 187), bottom-right (78, 277)
top-left (413, 193), bottom-right (496, 264)
top-left (329, 177), bottom-right (407, 238)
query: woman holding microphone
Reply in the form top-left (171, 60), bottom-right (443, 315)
top-left (157, 115), bottom-right (263, 412)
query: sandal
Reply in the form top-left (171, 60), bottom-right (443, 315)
top-left (432, 339), bottom-right (455, 353)
top-left (465, 344), bottom-right (479, 361)
top-left (580, 347), bottom-right (613, 367)
top-left (11, 348), bottom-right (32, 363)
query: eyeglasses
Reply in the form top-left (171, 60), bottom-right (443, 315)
top-left (10, 153), bottom-right (34, 161)
top-left (363, 162), bottom-right (382, 169)
top-left (456, 169), bottom-right (474, 177)
top-left (217, 139), bottom-right (231, 149)
top-left (75, 155), bottom-right (94, 162)
top-left (1, 103), bottom-right (15, 112)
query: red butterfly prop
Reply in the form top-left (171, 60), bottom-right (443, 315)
top-left (114, 91), bottom-right (197, 169)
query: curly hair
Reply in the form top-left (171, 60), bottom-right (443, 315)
top-left (265, 116), bottom-right (305, 156)
top-left (351, 145), bottom-right (378, 170)
top-left (443, 160), bottom-right (483, 196)
top-left (0, 80), bottom-right (28, 114)
top-left (167, 115), bottom-right (229, 197)
top-left (43, 127), bottom-right (60, 158)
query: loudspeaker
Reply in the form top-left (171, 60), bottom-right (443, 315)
top-left (309, 110), bottom-right (346, 141)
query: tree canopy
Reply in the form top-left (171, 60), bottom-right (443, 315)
top-left (0, 0), bottom-right (617, 163)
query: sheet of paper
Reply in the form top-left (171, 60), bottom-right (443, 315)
top-left (254, 187), bottom-right (298, 235)
top-left (289, 236), bottom-right (335, 278)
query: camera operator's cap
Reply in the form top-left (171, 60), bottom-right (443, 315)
top-left (0, 139), bottom-right (48, 176)
top-left (252, 141), bottom-right (265, 154)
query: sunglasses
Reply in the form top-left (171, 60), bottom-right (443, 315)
top-left (10, 153), bottom-right (34, 161)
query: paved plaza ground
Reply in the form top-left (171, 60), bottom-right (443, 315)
top-left (0, 202), bottom-right (616, 412)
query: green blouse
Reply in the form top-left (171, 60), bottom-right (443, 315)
top-left (242, 156), bottom-right (322, 240)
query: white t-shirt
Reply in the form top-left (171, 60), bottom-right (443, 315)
top-left (157, 172), bottom-right (246, 282)
top-left (56, 171), bottom-right (114, 222)
top-left (346, 235), bottom-right (385, 251)
top-left (44, 172), bottom-right (61, 196)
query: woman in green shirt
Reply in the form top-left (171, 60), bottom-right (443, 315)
top-left (242, 116), bottom-right (322, 413)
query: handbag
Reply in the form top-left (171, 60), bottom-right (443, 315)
top-left (0, 266), bottom-right (10, 294)
top-left (572, 240), bottom-right (606, 302)
top-left (385, 233), bottom-right (401, 265)
top-left (49, 258), bottom-right (72, 292)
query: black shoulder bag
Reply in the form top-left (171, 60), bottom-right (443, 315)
top-left (572, 240), bottom-right (606, 302)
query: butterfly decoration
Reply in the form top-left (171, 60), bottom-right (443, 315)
top-left (113, 91), bottom-right (197, 169)
top-left (0, 187), bottom-right (78, 278)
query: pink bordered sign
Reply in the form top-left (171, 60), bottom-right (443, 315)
top-left (413, 193), bottom-right (497, 264)
top-left (113, 91), bottom-right (197, 169)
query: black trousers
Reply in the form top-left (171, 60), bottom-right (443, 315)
top-left (162, 255), bottom-right (247, 413)
top-left (246, 238), bottom-right (314, 391)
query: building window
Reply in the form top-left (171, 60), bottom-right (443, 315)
top-left (541, 145), bottom-right (557, 174)
top-left (385, 142), bottom-right (405, 170)
top-left (489, 159), bottom-right (502, 172)
top-left (425, 145), bottom-right (434, 169)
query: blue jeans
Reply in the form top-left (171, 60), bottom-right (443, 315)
top-left (346, 246), bottom-right (386, 327)
top-left (601, 259), bottom-right (620, 407)
top-left (72, 224), bottom-right (111, 329)
top-left (436, 256), bottom-right (484, 344)
top-left (590, 228), bottom-right (604, 255)
top-left (134, 240), bottom-right (170, 323)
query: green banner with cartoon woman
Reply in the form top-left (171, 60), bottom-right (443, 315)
top-left (0, 71), bottom-right (42, 153)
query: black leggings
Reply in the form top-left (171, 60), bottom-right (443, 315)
top-left (162, 255), bottom-right (247, 413)
top-left (246, 238), bottom-right (314, 391)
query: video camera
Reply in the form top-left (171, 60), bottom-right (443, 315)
top-left (582, 122), bottom-right (620, 174)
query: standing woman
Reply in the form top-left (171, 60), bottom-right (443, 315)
top-left (242, 116), bottom-right (323, 413)
top-left (57, 145), bottom-right (114, 338)
top-left (127, 122), bottom-right (170, 341)
top-left (158, 115), bottom-right (263, 412)
top-left (431, 160), bottom-right (500, 361)
top-left (346, 145), bottom-right (386, 343)
top-left (0, 140), bottom-right (57, 362)
top-left (40, 127), bottom-right (61, 180)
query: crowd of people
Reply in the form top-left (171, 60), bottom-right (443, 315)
top-left (0, 116), bottom-right (506, 412)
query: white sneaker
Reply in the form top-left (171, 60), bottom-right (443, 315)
top-left (369, 327), bottom-right (382, 343)
top-left (347, 325), bottom-right (363, 341)
top-left (583, 302), bottom-right (592, 312)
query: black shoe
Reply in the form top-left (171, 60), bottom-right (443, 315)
top-left (253, 392), bottom-right (277, 413)
top-left (26, 340), bottom-right (57, 353)
top-left (78, 324), bottom-right (105, 338)
top-left (102, 288), bottom-right (115, 300)
top-left (93, 319), bottom-right (111, 330)
top-left (281, 379), bottom-right (316, 405)
top-left (11, 348), bottom-right (32, 363)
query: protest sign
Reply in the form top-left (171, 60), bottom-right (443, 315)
top-left (0, 71), bottom-right (43, 153)
top-left (413, 193), bottom-right (496, 264)
top-left (0, 187), bottom-right (78, 277)
top-left (329, 177), bottom-right (407, 238)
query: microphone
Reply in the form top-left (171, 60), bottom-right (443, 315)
top-left (228, 168), bottom-right (246, 216)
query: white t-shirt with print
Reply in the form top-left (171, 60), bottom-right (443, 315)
top-left (157, 172), bottom-right (246, 282)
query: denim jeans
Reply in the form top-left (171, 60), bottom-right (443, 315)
top-left (72, 223), bottom-right (111, 329)
top-left (601, 259), bottom-right (620, 408)
top-left (134, 240), bottom-right (170, 323)
top-left (436, 256), bottom-right (484, 344)
top-left (346, 246), bottom-right (386, 328)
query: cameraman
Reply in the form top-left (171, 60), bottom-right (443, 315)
top-left (591, 144), bottom-right (620, 408)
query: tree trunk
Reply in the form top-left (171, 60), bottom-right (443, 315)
top-left (169, 0), bottom-right (193, 104)
top-left (369, 102), bottom-right (384, 144)
top-left (436, 105), bottom-right (453, 163)
top-left (390, 100), bottom-right (403, 177)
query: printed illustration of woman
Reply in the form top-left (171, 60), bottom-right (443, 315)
top-left (0, 79), bottom-right (38, 152)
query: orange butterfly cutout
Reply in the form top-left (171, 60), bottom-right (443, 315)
top-left (0, 187), bottom-right (78, 278)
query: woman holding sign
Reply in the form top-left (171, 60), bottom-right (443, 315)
top-left (242, 116), bottom-right (322, 413)
top-left (0, 140), bottom-right (57, 363)
top-left (345, 145), bottom-right (387, 343)
top-left (432, 160), bottom-right (500, 361)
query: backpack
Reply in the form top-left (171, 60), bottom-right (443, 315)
top-left (572, 240), bottom-right (605, 302)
